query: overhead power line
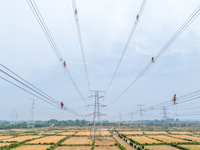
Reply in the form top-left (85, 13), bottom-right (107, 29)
top-left (27, 0), bottom-right (88, 104)
top-left (71, 0), bottom-right (91, 91)
top-left (121, 89), bottom-right (200, 117)
top-left (107, 5), bottom-right (200, 106)
top-left (104, 0), bottom-right (148, 96)
top-left (0, 65), bottom-right (84, 116)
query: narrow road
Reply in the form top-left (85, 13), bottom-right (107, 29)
top-left (113, 135), bottom-right (136, 150)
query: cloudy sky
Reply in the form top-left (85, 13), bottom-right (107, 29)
top-left (0, 0), bottom-right (200, 122)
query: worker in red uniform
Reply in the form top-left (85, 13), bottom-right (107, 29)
top-left (75, 9), bottom-right (77, 15)
top-left (61, 102), bottom-right (64, 109)
top-left (173, 94), bottom-right (177, 104)
top-left (136, 14), bottom-right (139, 21)
top-left (151, 57), bottom-right (155, 63)
top-left (63, 61), bottom-right (66, 68)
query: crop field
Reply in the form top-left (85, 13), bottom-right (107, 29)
top-left (62, 137), bottom-right (93, 145)
top-left (95, 146), bottom-right (119, 150)
top-left (10, 129), bottom-right (30, 132)
top-left (170, 135), bottom-right (200, 142)
top-left (128, 136), bottom-right (161, 144)
top-left (169, 131), bottom-right (193, 134)
top-left (27, 136), bottom-right (65, 144)
top-left (75, 130), bottom-right (110, 136)
top-left (58, 132), bottom-right (75, 135)
top-left (0, 136), bottom-right (13, 140)
top-left (145, 145), bottom-right (180, 150)
top-left (13, 145), bottom-right (50, 150)
top-left (3, 136), bottom-right (40, 142)
top-left (113, 135), bottom-right (133, 150)
top-left (95, 131), bottom-right (111, 136)
top-left (118, 131), bottom-right (143, 135)
top-left (0, 143), bottom-right (11, 147)
top-left (149, 135), bottom-right (190, 143)
top-left (55, 146), bottom-right (92, 150)
top-left (144, 131), bottom-right (168, 135)
top-left (95, 137), bottom-right (116, 146)
top-left (75, 131), bottom-right (90, 136)
top-left (179, 145), bottom-right (200, 150)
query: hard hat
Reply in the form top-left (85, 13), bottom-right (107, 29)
top-left (174, 94), bottom-right (176, 96)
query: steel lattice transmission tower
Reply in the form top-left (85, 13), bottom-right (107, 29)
top-left (27, 99), bottom-right (36, 128)
top-left (10, 111), bottom-right (18, 125)
top-left (86, 91), bottom-right (106, 139)
top-left (137, 104), bottom-right (145, 127)
top-left (162, 107), bottom-right (168, 127)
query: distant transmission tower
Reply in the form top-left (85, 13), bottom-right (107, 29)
top-left (162, 107), bottom-right (168, 127)
top-left (27, 99), bottom-right (36, 128)
top-left (131, 112), bottom-right (134, 123)
top-left (10, 111), bottom-right (18, 124)
top-left (137, 105), bottom-right (145, 127)
top-left (86, 91), bottom-right (106, 139)
top-left (118, 113), bottom-right (122, 126)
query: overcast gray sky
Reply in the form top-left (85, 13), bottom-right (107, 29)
top-left (0, 0), bottom-right (200, 122)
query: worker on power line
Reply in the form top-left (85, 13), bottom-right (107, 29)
top-left (63, 61), bottom-right (66, 68)
top-left (173, 94), bottom-right (177, 104)
top-left (136, 14), bottom-right (139, 21)
top-left (61, 102), bottom-right (64, 109)
top-left (75, 9), bottom-right (77, 15)
top-left (151, 57), bottom-right (155, 63)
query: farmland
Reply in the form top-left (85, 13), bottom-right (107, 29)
top-left (95, 146), bottom-right (119, 150)
top-left (0, 143), bottom-right (11, 147)
top-left (118, 131), bottom-right (143, 135)
top-left (0, 136), bottom-right (12, 140)
top-left (13, 145), bottom-right (51, 150)
top-left (27, 136), bottom-right (65, 144)
top-left (1, 126), bottom-right (200, 150)
top-left (75, 130), bottom-right (110, 136)
top-left (169, 131), bottom-right (193, 135)
top-left (95, 137), bottom-right (116, 145)
top-left (3, 136), bottom-right (40, 142)
top-left (149, 135), bottom-right (190, 143)
top-left (179, 145), bottom-right (200, 150)
top-left (55, 146), bottom-right (92, 150)
top-left (128, 136), bottom-right (161, 144)
top-left (58, 132), bottom-right (76, 135)
top-left (145, 145), bottom-right (180, 150)
top-left (75, 131), bottom-right (91, 136)
top-left (144, 131), bottom-right (168, 135)
top-left (170, 135), bottom-right (200, 142)
top-left (62, 137), bottom-right (93, 145)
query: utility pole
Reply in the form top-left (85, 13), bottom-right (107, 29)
top-left (27, 99), bottom-right (35, 128)
top-left (137, 105), bottom-right (145, 127)
top-left (86, 90), bottom-right (106, 139)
